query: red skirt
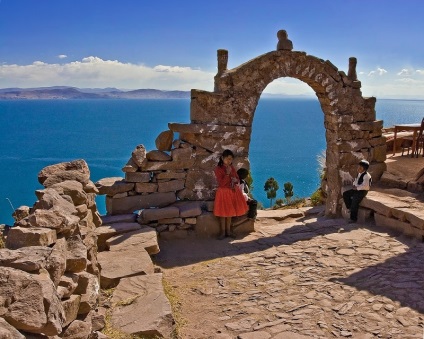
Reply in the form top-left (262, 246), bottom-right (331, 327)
top-left (214, 187), bottom-right (248, 217)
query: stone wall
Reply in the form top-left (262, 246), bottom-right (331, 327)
top-left (97, 30), bottom-right (386, 219)
top-left (0, 160), bottom-right (102, 338)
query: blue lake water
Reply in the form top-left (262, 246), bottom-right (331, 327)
top-left (0, 98), bottom-right (423, 225)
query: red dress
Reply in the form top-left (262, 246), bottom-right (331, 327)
top-left (213, 165), bottom-right (248, 217)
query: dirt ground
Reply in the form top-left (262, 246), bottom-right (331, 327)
top-left (152, 152), bottom-right (424, 339)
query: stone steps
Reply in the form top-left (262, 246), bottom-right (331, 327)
top-left (359, 189), bottom-right (424, 239)
top-left (97, 215), bottom-right (175, 337)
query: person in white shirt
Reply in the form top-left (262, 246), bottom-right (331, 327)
top-left (343, 160), bottom-right (372, 223)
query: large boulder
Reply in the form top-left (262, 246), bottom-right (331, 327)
top-left (0, 247), bottom-right (52, 272)
top-left (0, 267), bottom-right (65, 336)
top-left (38, 160), bottom-right (90, 187)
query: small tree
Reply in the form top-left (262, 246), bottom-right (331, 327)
top-left (283, 182), bottom-right (294, 203)
top-left (264, 177), bottom-right (279, 208)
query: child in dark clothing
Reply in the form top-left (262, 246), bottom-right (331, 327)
top-left (237, 168), bottom-right (258, 220)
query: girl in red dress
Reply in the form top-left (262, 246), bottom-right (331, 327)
top-left (214, 149), bottom-right (248, 239)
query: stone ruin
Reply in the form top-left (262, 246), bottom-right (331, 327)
top-left (97, 29), bottom-right (386, 225)
top-left (0, 160), bottom-right (102, 338)
top-left (0, 30), bottom-right (389, 338)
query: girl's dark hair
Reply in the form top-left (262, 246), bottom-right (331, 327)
top-left (218, 149), bottom-right (234, 167)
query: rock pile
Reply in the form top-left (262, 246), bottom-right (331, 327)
top-left (0, 160), bottom-right (102, 338)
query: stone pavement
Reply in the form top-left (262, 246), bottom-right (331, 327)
top-left (155, 208), bottom-right (424, 339)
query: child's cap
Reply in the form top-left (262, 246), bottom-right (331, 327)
top-left (359, 160), bottom-right (369, 170)
top-left (237, 168), bottom-right (249, 179)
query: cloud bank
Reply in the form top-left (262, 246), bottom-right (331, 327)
top-left (0, 58), bottom-right (424, 99)
top-left (0, 56), bottom-right (215, 91)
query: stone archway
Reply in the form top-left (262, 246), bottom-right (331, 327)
top-left (170, 30), bottom-right (386, 217)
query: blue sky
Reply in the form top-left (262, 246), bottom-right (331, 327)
top-left (0, 0), bottom-right (424, 98)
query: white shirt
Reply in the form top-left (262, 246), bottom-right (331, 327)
top-left (353, 171), bottom-right (372, 191)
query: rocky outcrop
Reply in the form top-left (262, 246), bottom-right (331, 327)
top-left (0, 160), bottom-right (101, 338)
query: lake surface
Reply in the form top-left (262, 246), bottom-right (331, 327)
top-left (1, 98), bottom-right (423, 225)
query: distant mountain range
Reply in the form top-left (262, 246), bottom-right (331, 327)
top-left (0, 86), bottom-right (191, 99)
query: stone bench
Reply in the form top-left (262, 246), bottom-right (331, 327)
top-left (357, 190), bottom-right (424, 239)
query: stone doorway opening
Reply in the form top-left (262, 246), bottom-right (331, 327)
top-left (249, 79), bottom-right (325, 208)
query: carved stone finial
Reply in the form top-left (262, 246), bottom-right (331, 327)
top-left (348, 57), bottom-right (358, 81)
top-left (217, 49), bottom-right (228, 74)
top-left (277, 30), bottom-right (293, 51)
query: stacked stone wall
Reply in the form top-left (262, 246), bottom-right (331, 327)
top-left (97, 31), bottom-right (387, 220)
top-left (0, 160), bottom-right (102, 338)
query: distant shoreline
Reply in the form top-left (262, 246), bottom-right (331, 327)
top-left (0, 86), bottom-right (422, 101)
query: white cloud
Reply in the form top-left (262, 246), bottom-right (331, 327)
top-left (397, 68), bottom-right (410, 76)
top-left (416, 69), bottom-right (424, 75)
top-left (367, 67), bottom-right (388, 77)
top-left (0, 56), bottom-right (215, 90)
top-left (58, 54), bottom-right (67, 59)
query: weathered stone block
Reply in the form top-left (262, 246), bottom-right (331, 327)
top-left (98, 248), bottom-right (154, 289)
top-left (135, 182), bottom-right (158, 193)
top-left (74, 272), bottom-right (99, 315)
top-left (62, 295), bottom-right (81, 327)
top-left (171, 147), bottom-right (193, 161)
top-left (146, 150), bottom-right (172, 161)
top-left (158, 179), bottom-right (185, 193)
top-left (95, 177), bottom-right (134, 196)
top-left (131, 144), bottom-right (147, 167)
top-left (38, 159), bottom-right (90, 186)
top-left (142, 159), bottom-right (195, 171)
top-left (28, 209), bottom-right (79, 235)
top-left (101, 213), bottom-right (137, 224)
top-left (185, 170), bottom-right (217, 191)
top-left (111, 274), bottom-right (174, 338)
top-left (106, 192), bottom-right (176, 215)
top-left (66, 235), bottom-right (87, 273)
top-left (233, 218), bottom-right (255, 235)
top-left (158, 217), bottom-right (183, 224)
top-left (360, 191), bottom-right (410, 217)
top-left (0, 268), bottom-right (65, 336)
top-left (0, 317), bottom-right (25, 339)
top-left (122, 157), bottom-right (138, 173)
top-left (155, 130), bottom-right (174, 151)
top-left (140, 206), bottom-right (180, 222)
top-left (176, 202), bottom-right (203, 218)
top-left (155, 170), bottom-right (187, 180)
top-left (374, 213), bottom-right (420, 238)
top-left (106, 227), bottom-right (160, 255)
top-left (57, 273), bottom-right (79, 299)
top-left (125, 172), bottom-right (151, 183)
top-left (95, 222), bottom-right (142, 251)
top-left (6, 227), bottom-right (57, 250)
top-left (194, 212), bottom-right (220, 238)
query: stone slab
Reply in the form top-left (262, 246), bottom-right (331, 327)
top-left (124, 172), bottom-right (151, 183)
top-left (194, 212), bottom-right (220, 238)
top-left (140, 206), bottom-right (180, 222)
top-left (101, 214), bottom-right (137, 224)
top-left (360, 191), bottom-right (410, 217)
top-left (233, 218), bottom-right (255, 235)
top-left (98, 248), bottom-right (154, 289)
top-left (106, 227), bottom-right (160, 255)
top-left (106, 192), bottom-right (176, 215)
top-left (95, 222), bottom-right (142, 251)
top-left (95, 177), bottom-right (134, 196)
top-left (111, 274), bottom-right (174, 338)
top-left (157, 179), bottom-right (185, 193)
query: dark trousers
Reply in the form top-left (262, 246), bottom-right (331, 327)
top-left (343, 189), bottom-right (368, 221)
top-left (247, 199), bottom-right (258, 219)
